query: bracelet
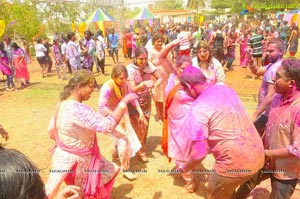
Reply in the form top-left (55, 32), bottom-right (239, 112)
top-left (118, 101), bottom-right (127, 109)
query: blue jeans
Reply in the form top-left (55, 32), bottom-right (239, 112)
top-left (6, 74), bottom-right (15, 88)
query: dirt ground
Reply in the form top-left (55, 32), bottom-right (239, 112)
top-left (0, 50), bottom-right (299, 199)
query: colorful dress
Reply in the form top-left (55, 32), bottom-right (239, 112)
top-left (162, 74), bottom-right (194, 161)
top-left (98, 80), bottom-right (141, 167)
top-left (238, 34), bottom-right (249, 67)
top-left (82, 39), bottom-right (95, 70)
top-left (46, 100), bottom-right (119, 199)
top-left (12, 48), bottom-right (30, 82)
top-left (0, 50), bottom-right (14, 89)
top-left (52, 44), bottom-right (66, 80)
top-left (126, 63), bottom-right (157, 155)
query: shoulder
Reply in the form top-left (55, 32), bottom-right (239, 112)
top-left (192, 57), bottom-right (198, 66)
top-left (211, 58), bottom-right (222, 67)
top-left (126, 64), bottom-right (138, 74)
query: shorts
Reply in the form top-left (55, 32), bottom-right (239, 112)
top-left (110, 47), bottom-right (118, 55)
top-left (36, 56), bottom-right (47, 65)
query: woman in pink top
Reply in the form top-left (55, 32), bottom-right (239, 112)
top-left (11, 42), bottom-right (30, 89)
top-left (126, 46), bottom-right (162, 162)
top-left (159, 38), bottom-right (197, 193)
top-left (237, 31), bottom-right (250, 67)
top-left (46, 70), bottom-right (138, 199)
top-left (98, 65), bottom-right (147, 180)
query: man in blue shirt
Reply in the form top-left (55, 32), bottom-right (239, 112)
top-left (108, 28), bottom-right (119, 64)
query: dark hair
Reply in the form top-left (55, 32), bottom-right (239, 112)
top-left (10, 42), bottom-right (20, 49)
top-left (35, 38), bottom-right (42, 43)
top-left (67, 32), bottom-right (75, 40)
top-left (0, 41), bottom-right (4, 50)
top-left (281, 59), bottom-right (300, 90)
top-left (97, 30), bottom-right (103, 37)
top-left (176, 55), bottom-right (192, 68)
top-left (267, 38), bottom-right (284, 53)
top-left (0, 145), bottom-right (46, 199)
top-left (84, 30), bottom-right (92, 36)
top-left (60, 70), bottom-right (95, 101)
top-left (180, 66), bottom-right (206, 88)
top-left (134, 47), bottom-right (148, 65)
top-left (152, 33), bottom-right (163, 45)
top-left (111, 64), bottom-right (128, 79)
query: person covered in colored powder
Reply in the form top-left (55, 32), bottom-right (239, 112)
top-left (46, 69), bottom-right (138, 199)
top-left (98, 64), bottom-right (147, 180)
top-left (182, 66), bottom-right (264, 199)
top-left (237, 59), bottom-right (300, 199)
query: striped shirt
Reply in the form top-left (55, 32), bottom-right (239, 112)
top-left (248, 34), bottom-right (264, 57)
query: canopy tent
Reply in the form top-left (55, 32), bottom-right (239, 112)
top-left (81, 8), bottom-right (115, 36)
top-left (85, 8), bottom-right (114, 22)
top-left (134, 8), bottom-right (156, 20)
top-left (129, 8), bottom-right (159, 27)
top-left (280, 9), bottom-right (300, 28)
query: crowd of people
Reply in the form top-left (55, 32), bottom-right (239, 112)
top-left (1, 15), bottom-right (300, 199)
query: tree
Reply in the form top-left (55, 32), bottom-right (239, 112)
top-left (211, 0), bottom-right (300, 14)
top-left (0, 0), bottom-right (41, 41)
top-left (153, 0), bottom-right (184, 10)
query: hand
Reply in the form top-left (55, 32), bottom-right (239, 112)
top-left (264, 150), bottom-right (272, 162)
top-left (57, 185), bottom-right (82, 199)
top-left (151, 88), bottom-right (157, 97)
top-left (0, 126), bottom-right (9, 141)
top-left (142, 80), bottom-right (154, 88)
top-left (138, 113), bottom-right (148, 126)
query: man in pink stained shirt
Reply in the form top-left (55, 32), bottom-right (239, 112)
top-left (181, 66), bottom-right (265, 199)
top-left (237, 59), bottom-right (300, 199)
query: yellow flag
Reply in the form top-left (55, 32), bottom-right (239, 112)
top-left (97, 21), bottom-right (104, 33)
top-left (291, 14), bottom-right (298, 26)
top-left (0, 20), bottom-right (5, 37)
top-left (71, 21), bottom-right (75, 32)
top-left (78, 22), bottom-right (86, 36)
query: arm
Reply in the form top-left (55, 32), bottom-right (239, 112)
top-left (56, 185), bottom-right (81, 199)
top-left (246, 49), bottom-right (266, 76)
top-left (265, 148), bottom-right (295, 159)
top-left (127, 84), bottom-right (147, 124)
top-left (184, 139), bottom-right (208, 171)
top-left (252, 83), bottom-right (275, 121)
top-left (75, 93), bottom-right (138, 133)
top-left (127, 79), bottom-right (147, 93)
top-left (98, 83), bottom-right (114, 116)
top-left (152, 66), bottom-right (163, 89)
top-left (158, 39), bottom-right (180, 74)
